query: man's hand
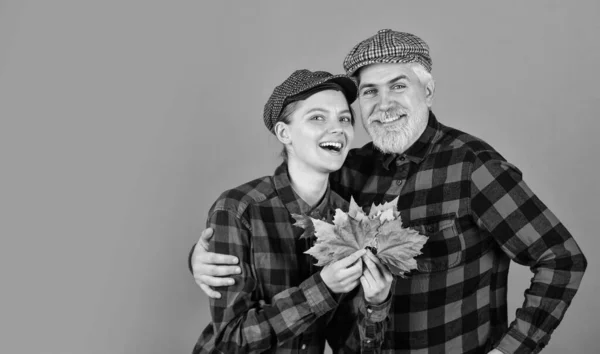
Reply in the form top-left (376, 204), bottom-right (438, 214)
top-left (321, 250), bottom-right (367, 293)
top-left (360, 250), bottom-right (394, 305)
top-left (191, 228), bottom-right (241, 299)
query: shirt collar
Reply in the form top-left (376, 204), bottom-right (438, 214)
top-left (380, 110), bottom-right (441, 169)
top-left (272, 162), bottom-right (333, 217)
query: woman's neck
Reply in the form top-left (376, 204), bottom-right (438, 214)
top-left (286, 159), bottom-right (329, 207)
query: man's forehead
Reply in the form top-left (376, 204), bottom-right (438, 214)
top-left (357, 63), bottom-right (416, 84)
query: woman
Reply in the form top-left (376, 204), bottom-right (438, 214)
top-left (193, 70), bottom-right (393, 354)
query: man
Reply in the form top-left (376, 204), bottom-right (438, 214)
top-left (191, 30), bottom-right (587, 353)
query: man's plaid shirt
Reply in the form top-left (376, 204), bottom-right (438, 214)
top-left (329, 112), bottom-right (587, 354)
top-left (194, 163), bottom-right (391, 354)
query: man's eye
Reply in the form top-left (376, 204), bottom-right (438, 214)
top-left (392, 84), bottom-right (406, 90)
top-left (340, 116), bottom-right (352, 123)
top-left (311, 115), bottom-right (325, 121)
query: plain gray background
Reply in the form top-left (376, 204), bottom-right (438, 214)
top-left (1, 1), bottom-right (598, 353)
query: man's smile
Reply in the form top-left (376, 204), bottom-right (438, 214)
top-left (370, 113), bottom-right (407, 125)
top-left (378, 114), bottom-right (406, 124)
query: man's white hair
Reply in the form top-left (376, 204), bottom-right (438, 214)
top-left (409, 62), bottom-right (434, 87)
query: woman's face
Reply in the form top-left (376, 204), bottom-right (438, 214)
top-left (280, 89), bottom-right (355, 174)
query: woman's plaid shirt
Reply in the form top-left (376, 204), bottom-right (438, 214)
top-left (329, 112), bottom-right (587, 354)
top-left (194, 164), bottom-right (391, 354)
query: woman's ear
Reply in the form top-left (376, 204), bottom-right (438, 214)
top-left (274, 121), bottom-right (292, 145)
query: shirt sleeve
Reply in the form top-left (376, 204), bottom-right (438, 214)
top-left (326, 287), bottom-right (392, 353)
top-left (470, 157), bottom-right (587, 353)
top-left (187, 242), bottom-right (195, 274)
top-left (205, 208), bottom-right (339, 353)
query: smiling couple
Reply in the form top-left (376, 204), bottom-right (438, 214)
top-left (190, 30), bottom-right (587, 354)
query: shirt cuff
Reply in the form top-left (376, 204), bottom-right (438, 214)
top-left (360, 292), bottom-right (392, 323)
top-left (300, 272), bottom-right (338, 317)
top-left (496, 327), bottom-right (539, 354)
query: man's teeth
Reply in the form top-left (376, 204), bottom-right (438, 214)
top-left (319, 142), bottom-right (342, 151)
top-left (379, 115), bottom-right (402, 123)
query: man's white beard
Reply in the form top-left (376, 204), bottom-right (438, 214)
top-left (365, 106), bottom-right (429, 154)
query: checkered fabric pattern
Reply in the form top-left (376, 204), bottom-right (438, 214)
top-left (193, 163), bottom-right (391, 354)
top-left (263, 69), bottom-right (357, 133)
top-left (329, 111), bottom-right (587, 353)
top-left (343, 29), bottom-right (432, 75)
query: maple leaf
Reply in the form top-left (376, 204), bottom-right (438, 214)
top-left (296, 196), bottom-right (428, 276)
top-left (368, 197), bottom-right (401, 221)
top-left (291, 213), bottom-right (315, 240)
top-left (347, 197), bottom-right (366, 220)
top-left (376, 218), bottom-right (428, 277)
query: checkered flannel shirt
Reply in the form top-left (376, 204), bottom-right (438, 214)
top-left (329, 111), bottom-right (587, 354)
top-left (193, 163), bottom-right (391, 354)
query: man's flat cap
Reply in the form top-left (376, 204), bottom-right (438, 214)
top-left (343, 29), bottom-right (432, 75)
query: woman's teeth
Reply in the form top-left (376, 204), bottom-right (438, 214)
top-left (319, 142), bottom-right (342, 152)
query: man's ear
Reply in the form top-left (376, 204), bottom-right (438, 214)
top-left (274, 122), bottom-right (291, 145)
top-left (424, 78), bottom-right (435, 107)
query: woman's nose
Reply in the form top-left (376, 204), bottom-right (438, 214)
top-left (328, 120), bottom-right (344, 134)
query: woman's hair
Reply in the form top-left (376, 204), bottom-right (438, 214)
top-left (275, 82), bottom-right (355, 161)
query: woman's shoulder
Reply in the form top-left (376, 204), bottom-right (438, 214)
top-left (329, 189), bottom-right (350, 212)
top-left (209, 175), bottom-right (275, 218)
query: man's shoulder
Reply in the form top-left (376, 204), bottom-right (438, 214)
top-left (343, 142), bottom-right (379, 170)
top-left (209, 176), bottom-right (275, 218)
top-left (348, 141), bottom-right (377, 157)
top-left (436, 122), bottom-right (506, 163)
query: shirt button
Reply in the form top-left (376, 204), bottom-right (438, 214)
top-left (377, 29), bottom-right (390, 33)
top-left (366, 339), bottom-right (372, 343)
top-left (301, 344), bottom-right (306, 350)
top-left (367, 307), bottom-right (373, 314)
top-left (396, 180), bottom-right (403, 186)
top-left (426, 225), bottom-right (435, 233)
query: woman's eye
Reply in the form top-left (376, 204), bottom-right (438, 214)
top-left (311, 115), bottom-right (325, 121)
top-left (362, 89), bottom-right (375, 96)
top-left (340, 116), bottom-right (351, 123)
top-left (392, 84), bottom-right (406, 90)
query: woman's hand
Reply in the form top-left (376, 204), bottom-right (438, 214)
top-left (321, 249), bottom-right (366, 293)
top-left (360, 250), bottom-right (394, 305)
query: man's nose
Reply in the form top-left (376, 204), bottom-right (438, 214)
top-left (378, 91), bottom-right (393, 111)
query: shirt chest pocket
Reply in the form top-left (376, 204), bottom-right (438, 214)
top-left (411, 216), bottom-right (466, 272)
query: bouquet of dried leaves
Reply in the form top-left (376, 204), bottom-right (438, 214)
top-left (292, 197), bottom-right (428, 277)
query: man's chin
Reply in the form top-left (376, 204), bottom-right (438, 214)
top-left (369, 133), bottom-right (408, 154)
top-left (371, 141), bottom-right (404, 154)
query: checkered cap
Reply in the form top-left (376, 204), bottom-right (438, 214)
top-left (263, 69), bottom-right (357, 133)
top-left (343, 29), bottom-right (432, 75)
